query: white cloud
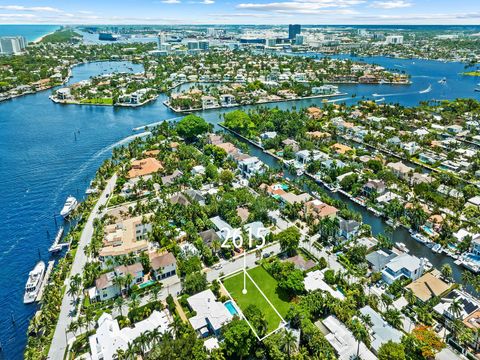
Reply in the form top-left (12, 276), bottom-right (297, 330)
top-left (370, 0), bottom-right (412, 9)
top-left (237, 0), bottom-right (365, 14)
top-left (0, 5), bottom-right (63, 12)
top-left (161, 0), bottom-right (181, 3)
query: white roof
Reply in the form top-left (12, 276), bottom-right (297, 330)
top-left (89, 310), bottom-right (172, 360)
top-left (468, 196), bottom-right (480, 206)
top-left (386, 253), bottom-right (422, 273)
top-left (304, 270), bottom-right (345, 299)
top-left (360, 306), bottom-right (403, 352)
top-left (204, 337), bottom-right (220, 351)
top-left (187, 289), bottom-right (233, 332)
top-left (322, 316), bottom-right (377, 360)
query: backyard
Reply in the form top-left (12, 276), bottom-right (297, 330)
top-left (221, 266), bottom-right (292, 335)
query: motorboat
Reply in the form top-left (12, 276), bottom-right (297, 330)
top-left (60, 196), bottom-right (77, 218)
top-left (395, 242), bottom-right (409, 253)
top-left (24, 261), bottom-right (45, 304)
top-left (432, 243), bottom-right (443, 253)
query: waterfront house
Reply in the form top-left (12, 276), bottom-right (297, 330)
top-left (99, 215), bottom-right (151, 265)
top-left (434, 289), bottom-right (480, 322)
top-left (202, 95), bottom-right (219, 109)
top-left (89, 310), bottom-right (172, 360)
top-left (401, 141), bottom-right (420, 155)
top-left (187, 289), bottom-right (233, 337)
top-left (320, 316), bottom-right (377, 360)
top-left (220, 94), bottom-right (236, 106)
top-left (149, 252), bottom-right (177, 281)
top-left (338, 218), bottom-right (361, 240)
top-left (260, 131), bottom-right (277, 140)
top-left (362, 180), bottom-right (386, 197)
top-left (282, 138), bottom-right (300, 152)
top-left (359, 306), bottom-right (403, 354)
top-left (381, 253), bottom-right (425, 285)
top-left (366, 249), bottom-right (397, 272)
top-left (93, 263), bottom-right (144, 302)
top-left (238, 156), bottom-right (266, 178)
top-left (387, 161), bottom-right (414, 181)
top-left (304, 199), bottom-right (338, 220)
top-left (405, 271), bottom-right (450, 303)
top-left (127, 158), bottom-right (164, 179)
top-left (331, 143), bottom-right (353, 155)
top-left (295, 149), bottom-right (328, 164)
top-left (410, 173), bottom-right (434, 186)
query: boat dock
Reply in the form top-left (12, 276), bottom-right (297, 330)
top-left (35, 260), bottom-right (54, 302)
top-left (48, 226), bottom-right (68, 253)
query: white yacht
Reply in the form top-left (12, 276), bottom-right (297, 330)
top-left (60, 196), bottom-right (77, 218)
top-left (24, 261), bottom-right (45, 304)
top-left (395, 242), bottom-right (409, 253)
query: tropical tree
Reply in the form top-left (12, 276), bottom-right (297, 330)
top-left (440, 264), bottom-right (453, 281)
top-left (351, 318), bottom-right (369, 358)
top-left (281, 329), bottom-right (298, 359)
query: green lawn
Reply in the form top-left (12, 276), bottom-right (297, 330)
top-left (222, 266), bottom-right (291, 333)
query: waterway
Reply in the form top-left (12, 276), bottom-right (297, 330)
top-left (0, 54), bottom-right (479, 358)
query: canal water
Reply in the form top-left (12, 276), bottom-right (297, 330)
top-left (0, 54), bottom-right (479, 358)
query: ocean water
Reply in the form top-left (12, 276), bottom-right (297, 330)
top-left (0, 25), bottom-right (60, 42)
top-left (0, 28), bottom-right (480, 358)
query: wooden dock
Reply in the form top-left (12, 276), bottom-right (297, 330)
top-left (36, 260), bottom-right (54, 302)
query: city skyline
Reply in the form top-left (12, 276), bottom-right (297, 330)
top-left (0, 0), bottom-right (479, 25)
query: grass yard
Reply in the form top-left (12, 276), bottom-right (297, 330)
top-left (222, 266), bottom-right (291, 334)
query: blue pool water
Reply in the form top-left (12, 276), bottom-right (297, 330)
top-left (421, 225), bottom-right (435, 236)
top-left (465, 254), bottom-right (480, 265)
top-left (224, 301), bottom-right (238, 316)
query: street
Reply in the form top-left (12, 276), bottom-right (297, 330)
top-left (48, 174), bottom-right (117, 360)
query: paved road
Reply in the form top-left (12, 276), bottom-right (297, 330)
top-left (205, 242), bottom-right (281, 282)
top-left (48, 174), bottom-right (117, 360)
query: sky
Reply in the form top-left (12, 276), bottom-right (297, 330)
top-left (0, 0), bottom-right (479, 25)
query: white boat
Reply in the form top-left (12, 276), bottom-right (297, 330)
top-left (411, 231), bottom-right (430, 244)
top-left (24, 261), bottom-right (45, 304)
top-left (438, 77), bottom-right (447, 85)
top-left (60, 196), bottom-right (77, 218)
top-left (395, 242), bottom-right (409, 253)
top-left (432, 243), bottom-right (442, 253)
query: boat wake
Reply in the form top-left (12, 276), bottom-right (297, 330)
top-left (325, 97), bottom-right (352, 103)
top-left (419, 84), bottom-right (432, 94)
top-left (53, 131), bottom-right (151, 204)
top-left (375, 97), bottom-right (385, 102)
top-left (133, 116), bottom-right (183, 131)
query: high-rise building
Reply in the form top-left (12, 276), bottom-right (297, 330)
top-left (198, 41), bottom-right (209, 51)
top-left (385, 35), bottom-right (404, 45)
top-left (266, 38), bottom-right (277, 47)
top-left (288, 24), bottom-right (301, 40)
top-left (206, 28), bottom-right (216, 38)
top-left (187, 41), bottom-right (199, 50)
top-left (0, 36), bottom-right (26, 55)
top-left (157, 32), bottom-right (167, 49)
top-left (295, 35), bottom-right (304, 46)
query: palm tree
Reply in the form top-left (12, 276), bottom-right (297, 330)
top-left (115, 296), bottom-right (125, 317)
top-left (169, 315), bottom-right (184, 337)
top-left (351, 319), bottom-right (369, 358)
top-left (384, 309), bottom-right (404, 329)
top-left (405, 289), bottom-right (416, 306)
top-left (441, 264), bottom-right (453, 281)
top-left (212, 238), bottom-right (221, 256)
top-left (129, 293), bottom-right (140, 314)
top-left (449, 299), bottom-right (462, 320)
top-left (282, 329), bottom-right (298, 359)
top-left (67, 320), bottom-right (78, 337)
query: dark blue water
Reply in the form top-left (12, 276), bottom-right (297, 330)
top-left (1, 53), bottom-right (480, 358)
top-left (0, 25), bottom-right (60, 42)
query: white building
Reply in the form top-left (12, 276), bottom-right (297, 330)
top-left (382, 253), bottom-right (425, 284)
top-left (360, 306), bottom-right (403, 353)
top-left (304, 270), bottom-right (345, 299)
top-left (0, 36), bottom-right (26, 55)
top-left (322, 315), bottom-right (377, 360)
top-left (238, 156), bottom-right (266, 178)
top-left (89, 310), bottom-right (172, 360)
top-left (385, 35), bottom-right (404, 45)
top-left (187, 289), bottom-right (233, 336)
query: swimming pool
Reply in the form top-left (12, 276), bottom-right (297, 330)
top-left (465, 253), bottom-right (480, 265)
top-left (224, 300), bottom-right (239, 316)
top-left (421, 225), bottom-right (434, 236)
top-left (139, 279), bottom-right (155, 289)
